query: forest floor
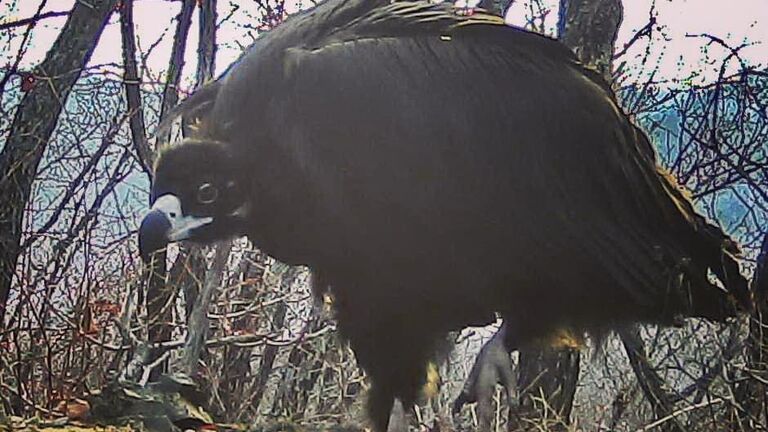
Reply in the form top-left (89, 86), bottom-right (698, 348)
top-left (2, 374), bottom-right (368, 432)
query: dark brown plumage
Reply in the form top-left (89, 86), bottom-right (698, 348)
top-left (138, 0), bottom-right (751, 429)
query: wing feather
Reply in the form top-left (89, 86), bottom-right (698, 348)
top-left (194, 0), bottom-right (749, 325)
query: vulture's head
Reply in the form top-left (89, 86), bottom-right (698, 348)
top-left (139, 140), bottom-right (246, 261)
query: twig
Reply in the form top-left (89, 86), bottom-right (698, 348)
top-left (140, 351), bottom-right (171, 386)
top-left (0, 382), bottom-right (59, 416)
top-left (0, 10), bottom-right (70, 31)
top-left (637, 398), bottom-right (725, 431)
top-left (614, 14), bottom-right (656, 59)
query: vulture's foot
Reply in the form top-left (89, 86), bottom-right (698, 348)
top-left (453, 325), bottom-right (517, 431)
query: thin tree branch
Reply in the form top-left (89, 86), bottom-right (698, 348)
top-left (0, 10), bottom-right (70, 32)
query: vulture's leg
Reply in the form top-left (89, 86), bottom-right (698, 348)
top-left (369, 385), bottom-right (397, 432)
top-left (370, 383), bottom-right (415, 432)
top-left (370, 393), bottom-right (410, 432)
top-left (386, 398), bottom-right (408, 432)
top-left (496, 337), bottom-right (518, 431)
top-left (364, 324), bottom-right (432, 432)
top-left (453, 322), bottom-right (517, 431)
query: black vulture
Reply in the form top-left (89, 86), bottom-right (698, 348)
top-left (138, 0), bottom-right (751, 429)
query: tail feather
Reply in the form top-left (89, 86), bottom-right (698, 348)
top-left (603, 125), bottom-right (752, 321)
top-left (655, 165), bottom-right (751, 317)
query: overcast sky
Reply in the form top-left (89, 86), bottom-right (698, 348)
top-left (2, 0), bottom-right (766, 90)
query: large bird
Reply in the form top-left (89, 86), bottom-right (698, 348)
top-left (138, 0), bottom-right (751, 429)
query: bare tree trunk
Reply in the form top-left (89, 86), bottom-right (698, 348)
top-left (176, 0), bottom-right (218, 378)
top-left (145, 0), bottom-right (196, 380)
top-left (119, 0), bottom-right (152, 176)
top-left (119, 0), bottom-right (158, 385)
top-left (180, 0), bottom-right (218, 344)
top-left (182, 241), bottom-right (232, 374)
top-left (159, 0), bottom-right (196, 128)
top-left (736, 233), bottom-right (768, 428)
top-left (557, 0), bottom-right (623, 80)
top-left (516, 346), bottom-right (580, 428)
top-left (514, 1), bottom-right (623, 425)
top-left (558, 3), bottom-right (693, 431)
top-left (275, 314), bottom-right (325, 417)
top-left (250, 266), bottom-right (301, 413)
top-left (221, 249), bottom-right (268, 420)
top-left (196, 0), bottom-right (217, 87)
top-left (477, 0), bottom-right (513, 17)
top-left (0, 0), bottom-right (119, 331)
top-left (619, 327), bottom-right (685, 432)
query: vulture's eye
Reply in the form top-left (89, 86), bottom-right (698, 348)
top-left (197, 183), bottom-right (219, 204)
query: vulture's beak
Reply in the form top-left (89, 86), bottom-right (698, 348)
top-left (138, 194), bottom-right (213, 262)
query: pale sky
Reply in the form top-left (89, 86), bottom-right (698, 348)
top-left (507, 0), bottom-right (768, 84)
top-left (1, 0), bottom-right (766, 91)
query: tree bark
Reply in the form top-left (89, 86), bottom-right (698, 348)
top-left (557, 4), bottom-right (693, 430)
top-left (477, 0), bottom-right (513, 18)
top-left (182, 240), bottom-right (232, 374)
top-left (176, 0), bottom-right (219, 378)
top-left (159, 0), bottom-right (196, 130)
top-left (119, 0), bottom-right (152, 176)
top-left (144, 0), bottom-right (196, 380)
top-left (221, 250), bottom-right (269, 420)
top-left (619, 327), bottom-right (685, 432)
top-left (196, 0), bottom-right (217, 87)
top-left (250, 266), bottom-right (301, 413)
top-left (0, 0), bottom-right (119, 331)
top-left (514, 1), bottom-right (624, 425)
top-left (517, 345), bottom-right (580, 427)
top-left (737, 232), bottom-right (768, 427)
top-left (557, 0), bottom-right (623, 80)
